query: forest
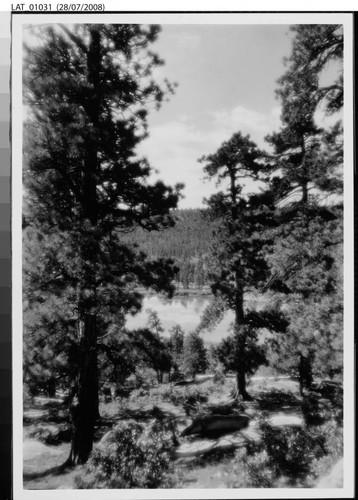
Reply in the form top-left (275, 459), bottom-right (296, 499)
top-left (22, 23), bottom-right (346, 490)
top-left (122, 208), bottom-right (213, 289)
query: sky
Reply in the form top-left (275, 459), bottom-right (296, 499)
top-left (137, 24), bottom-right (293, 208)
top-left (22, 22), bottom-right (342, 209)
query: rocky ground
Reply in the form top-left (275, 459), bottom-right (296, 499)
top-left (22, 375), bottom-right (342, 490)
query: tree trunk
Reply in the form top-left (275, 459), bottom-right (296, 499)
top-left (68, 27), bottom-right (101, 465)
top-left (235, 361), bottom-right (253, 401)
top-left (234, 272), bottom-right (252, 400)
top-left (46, 379), bottom-right (56, 398)
top-left (298, 354), bottom-right (313, 396)
top-left (71, 314), bottom-right (98, 464)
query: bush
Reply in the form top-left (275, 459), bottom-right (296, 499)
top-left (224, 415), bottom-right (343, 488)
top-left (226, 448), bottom-right (276, 488)
top-left (27, 423), bottom-right (71, 445)
top-left (305, 420), bottom-right (343, 486)
top-left (213, 365), bottom-right (226, 385)
top-left (74, 421), bottom-right (173, 489)
top-left (258, 416), bottom-right (328, 477)
top-left (170, 369), bottom-right (184, 383)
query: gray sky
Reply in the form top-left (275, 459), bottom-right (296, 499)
top-left (138, 24), bottom-right (293, 208)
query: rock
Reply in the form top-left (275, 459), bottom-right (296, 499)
top-left (175, 434), bottom-right (246, 458)
top-left (98, 429), bottom-right (113, 448)
top-left (240, 421), bottom-right (262, 443)
top-left (207, 397), bottom-right (237, 415)
top-left (175, 439), bottom-right (217, 458)
top-left (268, 413), bottom-right (303, 428)
top-left (316, 458), bottom-right (343, 488)
top-left (181, 414), bottom-right (249, 437)
top-left (173, 380), bottom-right (194, 387)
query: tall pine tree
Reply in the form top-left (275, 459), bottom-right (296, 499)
top-left (23, 24), bottom-right (182, 464)
top-left (264, 24), bottom-right (343, 392)
top-left (198, 132), bottom-right (275, 399)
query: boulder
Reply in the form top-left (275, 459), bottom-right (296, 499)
top-left (268, 413), bottom-right (303, 428)
top-left (207, 398), bottom-right (237, 415)
top-left (173, 380), bottom-right (194, 387)
top-left (181, 414), bottom-right (249, 437)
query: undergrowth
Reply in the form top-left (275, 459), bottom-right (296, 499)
top-left (74, 421), bottom-right (175, 489)
top-left (224, 415), bottom-right (343, 488)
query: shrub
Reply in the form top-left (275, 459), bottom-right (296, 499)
top-left (226, 448), bottom-right (276, 488)
top-left (258, 418), bottom-right (326, 476)
top-left (225, 415), bottom-right (343, 488)
top-left (27, 423), bottom-right (71, 445)
top-left (74, 421), bottom-right (173, 489)
top-left (305, 420), bottom-right (343, 486)
top-left (213, 365), bottom-right (226, 385)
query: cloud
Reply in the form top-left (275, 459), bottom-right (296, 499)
top-left (138, 106), bottom-right (282, 208)
top-left (210, 105), bottom-right (281, 148)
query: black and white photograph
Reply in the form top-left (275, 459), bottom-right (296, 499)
top-left (12, 10), bottom-right (354, 497)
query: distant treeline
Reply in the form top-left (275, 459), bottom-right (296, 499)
top-left (122, 208), bottom-right (213, 289)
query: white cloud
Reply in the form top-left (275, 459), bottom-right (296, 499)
top-left (138, 106), bottom-right (282, 208)
top-left (210, 105), bottom-right (281, 148)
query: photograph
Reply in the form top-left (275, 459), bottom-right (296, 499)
top-left (11, 11), bottom-right (354, 497)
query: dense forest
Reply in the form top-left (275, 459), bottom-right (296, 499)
top-left (22, 22), bottom-right (347, 491)
top-left (122, 208), bottom-right (213, 289)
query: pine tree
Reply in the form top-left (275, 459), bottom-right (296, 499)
top-left (23, 24), bottom-right (182, 464)
top-left (198, 132), bottom-right (275, 399)
top-left (182, 331), bottom-right (207, 380)
top-left (287, 25), bottom-right (343, 114)
top-left (265, 213), bottom-right (343, 392)
top-left (169, 325), bottom-right (185, 371)
top-left (264, 24), bottom-right (343, 392)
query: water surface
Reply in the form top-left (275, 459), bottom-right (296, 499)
top-left (126, 294), bottom-right (234, 343)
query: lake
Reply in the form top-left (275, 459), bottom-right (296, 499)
top-left (125, 294), bottom-right (235, 343)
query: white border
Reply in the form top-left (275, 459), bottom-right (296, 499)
top-left (12, 11), bottom-right (355, 500)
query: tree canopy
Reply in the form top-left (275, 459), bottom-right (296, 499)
top-left (23, 23), bottom-right (182, 464)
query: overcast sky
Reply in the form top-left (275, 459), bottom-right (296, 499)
top-left (137, 24), bottom-right (293, 208)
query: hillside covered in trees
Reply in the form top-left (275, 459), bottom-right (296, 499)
top-left (122, 208), bottom-right (213, 289)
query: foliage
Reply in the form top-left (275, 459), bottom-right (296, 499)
top-left (168, 325), bottom-right (185, 370)
top-left (226, 448), bottom-right (276, 488)
top-left (265, 212), bottom-right (343, 390)
top-left (306, 421), bottom-right (343, 486)
top-left (74, 421), bottom-right (173, 488)
top-left (23, 23), bottom-right (182, 463)
top-left (148, 382), bottom-right (213, 411)
top-left (287, 25), bottom-right (343, 114)
top-left (215, 328), bottom-right (268, 377)
top-left (225, 416), bottom-right (342, 488)
top-left (212, 364), bottom-right (226, 385)
top-left (123, 208), bottom-right (213, 289)
top-left (182, 332), bottom-right (207, 379)
top-left (258, 421), bottom-right (323, 476)
top-left (198, 132), bottom-right (275, 398)
top-left (27, 423), bottom-right (71, 445)
top-left (146, 309), bottom-right (164, 337)
top-left (263, 24), bottom-right (343, 392)
top-left (126, 326), bottom-right (173, 384)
